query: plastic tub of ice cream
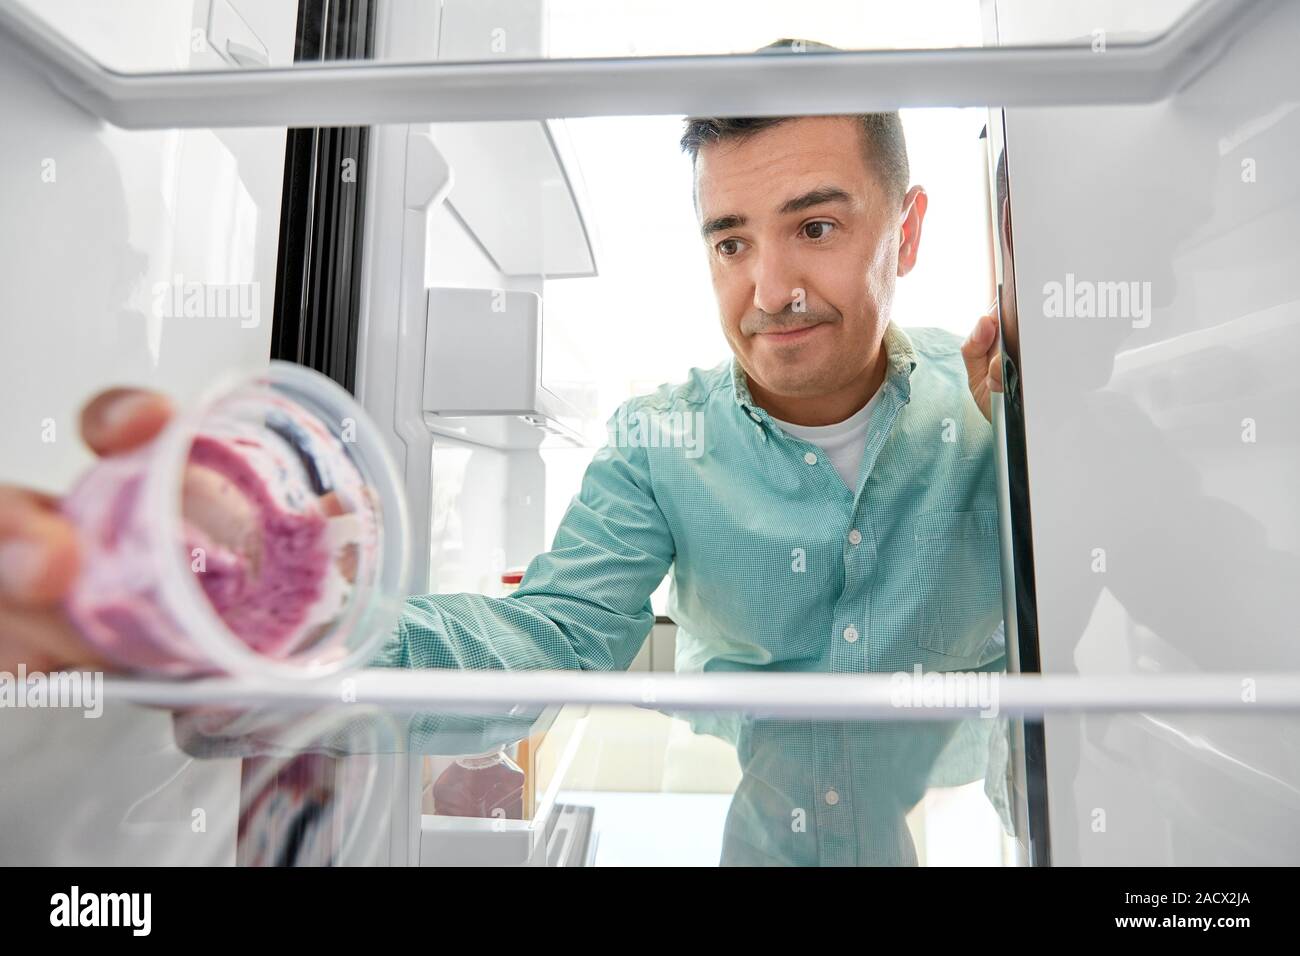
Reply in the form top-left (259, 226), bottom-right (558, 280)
top-left (60, 361), bottom-right (410, 679)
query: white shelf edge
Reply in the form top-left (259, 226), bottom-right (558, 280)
top-left (99, 667), bottom-right (1300, 717)
top-left (0, 0), bottom-right (1271, 129)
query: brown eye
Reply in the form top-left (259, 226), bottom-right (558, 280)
top-left (803, 221), bottom-right (834, 240)
top-left (717, 239), bottom-right (741, 257)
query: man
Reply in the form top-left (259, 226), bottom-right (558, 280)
top-left (0, 57), bottom-right (1007, 865)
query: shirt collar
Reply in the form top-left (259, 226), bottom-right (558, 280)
top-left (731, 321), bottom-right (918, 415)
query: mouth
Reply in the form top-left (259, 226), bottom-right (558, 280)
top-left (757, 322), bottom-right (827, 344)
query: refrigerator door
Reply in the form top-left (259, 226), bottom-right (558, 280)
top-left (993, 0), bottom-right (1300, 864)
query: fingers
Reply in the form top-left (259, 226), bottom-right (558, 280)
top-left (963, 307), bottom-right (998, 350)
top-left (80, 388), bottom-right (174, 457)
top-left (0, 384), bottom-right (169, 675)
top-left (988, 353), bottom-right (1004, 394)
top-left (960, 307), bottom-right (1002, 423)
top-left (0, 487), bottom-right (80, 607)
top-left (0, 606), bottom-right (106, 671)
top-left (0, 489), bottom-right (106, 670)
top-left (961, 310), bottom-right (998, 379)
top-left (0, 637), bottom-right (62, 674)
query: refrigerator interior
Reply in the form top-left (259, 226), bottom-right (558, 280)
top-left (0, 0), bottom-right (1295, 865)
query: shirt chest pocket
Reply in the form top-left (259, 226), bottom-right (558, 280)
top-left (912, 510), bottom-right (1004, 662)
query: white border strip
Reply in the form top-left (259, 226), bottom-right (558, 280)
top-left (0, 0), bottom-right (1271, 129)
top-left (102, 668), bottom-right (1300, 719)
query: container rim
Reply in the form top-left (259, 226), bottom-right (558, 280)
top-left (146, 360), bottom-right (411, 681)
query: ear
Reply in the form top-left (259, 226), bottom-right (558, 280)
top-left (896, 185), bottom-right (928, 277)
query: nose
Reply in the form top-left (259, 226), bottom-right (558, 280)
top-left (750, 244), bottom-right (800, 317)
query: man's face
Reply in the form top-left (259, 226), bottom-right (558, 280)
top-left (695, 116), bottom-right (923, 403)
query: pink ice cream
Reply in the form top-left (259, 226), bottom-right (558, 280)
top-left (181, 435), bottom-right (332, 655)
top-left (63, 427), bottom-right (350, 675)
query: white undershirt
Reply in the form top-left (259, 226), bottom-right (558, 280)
top-left (769, 389), bottom-right (882, 491)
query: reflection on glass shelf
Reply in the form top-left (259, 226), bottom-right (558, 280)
top-left (6, 674), bottom-right (1299, 865)
top-left (556, 791), bottom-right (732, 866)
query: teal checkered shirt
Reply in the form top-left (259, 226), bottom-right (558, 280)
top-left (376, 322), bottom-right (1010, 865)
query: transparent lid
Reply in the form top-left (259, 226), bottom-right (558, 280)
top-left (148, 361), bottom-right (411, 679)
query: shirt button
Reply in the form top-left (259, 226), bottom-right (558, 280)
top-left (848, 529), bottom-right (862, 545)
top-left (843, 626), bottom-right (859, 643)
top-left (824, 789), bottom-right (840, 806)
top-left (803, 451), bottom-right (818, 465)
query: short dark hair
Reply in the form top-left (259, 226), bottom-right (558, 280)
top-left (679, 38), bottom-right (910, 203)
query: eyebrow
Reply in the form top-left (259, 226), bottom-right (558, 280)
top-left (701, 213), bottom-right (745, 237)
top-left (780, 185), bottom-right (853, 215)
top-left (700, 185), bottom-right (854, 238)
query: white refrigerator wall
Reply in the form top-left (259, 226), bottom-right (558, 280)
top-left (357, 0), bottom-right (555, 601)
top-left (0, 2), bottom-right (296, 864)
top-left (423, 203), bottom-right (547, 595)
top-left (999, 0), bottom-right (1300, 863)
